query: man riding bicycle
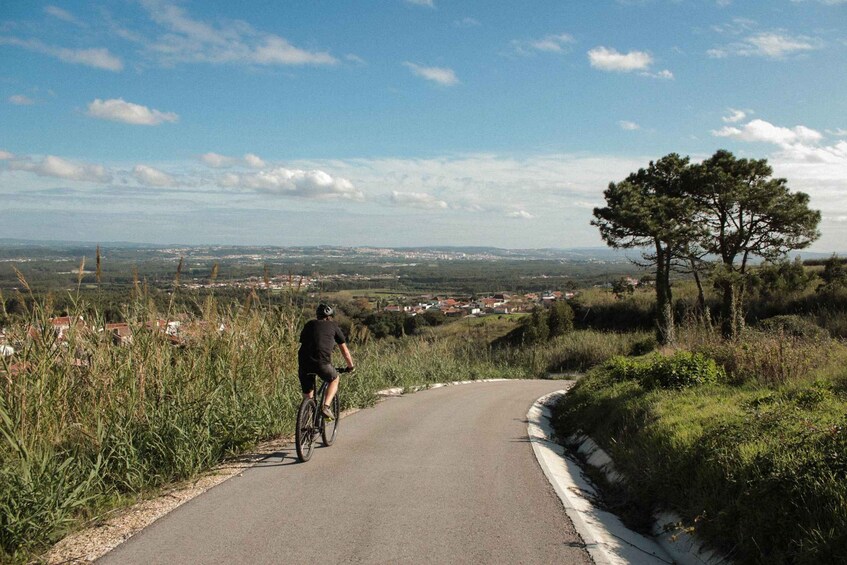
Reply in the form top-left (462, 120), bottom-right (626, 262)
top-left (298, 304), bottom-right (355, 420)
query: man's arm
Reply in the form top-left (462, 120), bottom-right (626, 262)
top-left (339, 342), bottom-right (354, 370)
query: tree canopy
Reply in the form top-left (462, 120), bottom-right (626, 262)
top-left (592, 149), bottom-right (820, 340)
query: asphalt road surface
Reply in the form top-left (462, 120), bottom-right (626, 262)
top-left (100, 380), bottom-right (592, 564)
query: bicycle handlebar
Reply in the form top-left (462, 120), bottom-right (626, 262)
top-left (337, 366), bottom-right (355, 374)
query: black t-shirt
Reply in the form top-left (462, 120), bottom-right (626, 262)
top-left (298, 319), bottom-right (346, 367)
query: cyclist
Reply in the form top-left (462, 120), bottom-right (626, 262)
top-left (298, 304), bottom-right (354, 419)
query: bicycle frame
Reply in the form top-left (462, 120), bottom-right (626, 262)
top-left (295, 369), bottom-right (344, 462)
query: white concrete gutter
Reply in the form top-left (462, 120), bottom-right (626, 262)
top-left (528, 390), bottom-right (729, 565)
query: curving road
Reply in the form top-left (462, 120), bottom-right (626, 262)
top-left (99, 380), bottom-right (591, 564)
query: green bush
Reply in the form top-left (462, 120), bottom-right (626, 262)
top-left (758, 314), bottom-right (829, 340)
top-left (605, 351), bottom-right (724, 390)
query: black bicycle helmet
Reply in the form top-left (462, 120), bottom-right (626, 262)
top-left (316, 304), bottom-right (334, 319)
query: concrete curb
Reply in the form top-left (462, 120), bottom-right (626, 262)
top-left (528, 391), bottom-right (675, 565)
top-left (529, 390), bottom-right (730, 565)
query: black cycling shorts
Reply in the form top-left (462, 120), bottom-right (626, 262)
top-left (298, 363), bottom-right (339, 394)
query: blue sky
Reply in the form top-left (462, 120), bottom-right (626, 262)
top-left (1, 0), bottom-right (846, 250)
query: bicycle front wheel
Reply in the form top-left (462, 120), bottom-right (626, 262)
top-left (295, 398), bottom-right (317, 462)
top-left (321, 393), bottom-right (340, 446)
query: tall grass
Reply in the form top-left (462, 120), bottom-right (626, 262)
top-left (0, 287), bottom-right (561, 561)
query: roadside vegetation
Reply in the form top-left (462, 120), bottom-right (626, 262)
top-left (0, 264), bottom-right (642, 562)
top-left (552, 151), bottom-right (846, 564)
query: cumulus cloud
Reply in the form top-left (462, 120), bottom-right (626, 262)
top-left (8, 155), bottom-right (112, 183)
top-left (0, 37), bottom-right (122, 71)
top-left (87, 98), bottom-right (179, 126)
top-left (713, 119), bottom-right (823, 146)
top-left (243, 153), bottom-right (266, 168)
top-left (390, 191), bottom-right (448, 210)
top-left (200, 152), bottom-right (266, 168)
top-left (588, 46), bottom-right (653, 72)
top-left (507, 210), bottom-right (535, 220)
top-left (200, 152), bottom-right (236, 168)
top-left (708, 32), bottom-right (819, 59)
top-left (139, 0), bottom-right (338, 67)
top-left (220, 167), bottom-right (363, 200)
top-left (0, 150), bottom-right (14, 160)
top-left (512, 33), bottom-right (576, 55)
top-left (9, 95), bottom-right (34, 105)
top-left (619, 120), bottom-right (640, 131)
top-left (722, 108), bottom-right (747, 123)
top-left (404, 62), bottom-right (459, 86)
top-left (133, 165), bottom-right (177, 187)
top-left (707, 117), bottom-right (847, 241)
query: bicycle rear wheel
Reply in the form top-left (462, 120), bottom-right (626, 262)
top-left (321, 393), bottom-right (340, 446)
top-left (295, 398), bottom-right (317, 462)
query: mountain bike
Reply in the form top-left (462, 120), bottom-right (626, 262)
top-left (295, 367), bottom-right (352, 462)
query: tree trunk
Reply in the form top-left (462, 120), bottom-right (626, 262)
top-left (690, 259), bottom-right (707, 319)
top-left (655, 246), bottom-right (675, 345)
top-left (719, 279), bottom-right (742, 340)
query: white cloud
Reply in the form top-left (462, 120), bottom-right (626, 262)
top-left (243, 154), bottom-right (266, 168)
top-left (722, 108), bottom-right (747, 123)
top-left (587, 46), bottom-right (653, 72)
top-left (512, 33), bottom-right (576, 55)
top-left (289, 153), bottom-right (647, 219)
top-left (87, 98), bottom-right (179, 126)
top-left (9, 95), bottom-right (34, 105)
top-left (200, 152), bottom-right (236, 168)
top-left (708, 32), bottom-right (819, 59)
top-left (827, 128), bottom-right (847, 137)
top-left (390, 191), bottom-right (448, 210)
top-left (619, 121), bottom-right (640, 131)
top-left (706, 117), bottom-right (847, 250)
top-left (253, 37), bottom-right (338, 66)
top-left (220, 167), bottom-right (363, 200)
top-left (44, 6), bottom-right (84, 26)
top-left (405, 0), bottom-right (435, 7)
top-left (641, 69), bottom-right (674, 80)
top-left (8, 155), bottom-right (112, 183)
top-left (200, 152), bottom-right (266, 168)
top-left (507, 210), bottom-right (535, 220)
top-left (139, 0), bottom-right (338, 67)
top-left (0, 150), bottom-right (14, 160)
top-left (133, 165), bottom-right (177, 187)
top-left (712, 119), bottom-right (823, 147)
top-left (404, 62), bottom-right (459, 86)
top-left (0, 37), bottom-right (123, 71)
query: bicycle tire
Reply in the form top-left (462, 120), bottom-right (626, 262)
top-left (321, 393), bottom-right (340, 446)
top-left (295, 398), bottom-right (317, 462)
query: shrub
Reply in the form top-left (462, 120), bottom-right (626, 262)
top-left (758, 314), bottom-right (828, 340)
top-left (605, 352), bottom-right (724, 390)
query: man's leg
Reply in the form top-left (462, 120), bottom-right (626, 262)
top-left (323, 377), bottom-right (339, 407)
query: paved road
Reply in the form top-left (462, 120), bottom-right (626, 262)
top-left (100, 380), bottom-right (592, 564)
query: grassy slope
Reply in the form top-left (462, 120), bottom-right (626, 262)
top-left (552, 343), bottom-right (847, 564)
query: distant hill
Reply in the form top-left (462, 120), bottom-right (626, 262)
top-left (0, 239), bottom-right (840, 264)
